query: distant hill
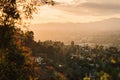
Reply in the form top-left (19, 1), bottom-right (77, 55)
top-left (30, 18), bottom-right (120, 31)
top-left (29, 18), bottom-right (120, 45)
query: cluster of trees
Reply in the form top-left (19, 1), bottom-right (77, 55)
top-left (0, 0), bottom-right (54, 80)
top-left (24, 32), bottom-right (120, 80)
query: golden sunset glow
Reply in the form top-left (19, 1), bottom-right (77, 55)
top-left (28, 0), bottom-right (120, 24)
top-left (1, 1), bottom-right (120, 80)
top-left (28, 0), bottom-right (120, 41)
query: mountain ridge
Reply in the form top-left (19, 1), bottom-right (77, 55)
top-left (30, 18), bottom-right (120, 31)
top-left (29, 18), bottom-right (120, 41)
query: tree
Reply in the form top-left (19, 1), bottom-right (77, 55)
top-left (0, 0), bottom-right (54, 80)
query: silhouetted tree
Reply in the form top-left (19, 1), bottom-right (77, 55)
top-left (0, 0), bottom-right (54, 80)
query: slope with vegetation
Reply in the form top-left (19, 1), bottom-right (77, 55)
top-left (0, 0), bottom-right (54, 80)
top-left (24, 32), bottom-right (120, 80)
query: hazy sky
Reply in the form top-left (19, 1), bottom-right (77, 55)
top-left (27, 0), bottom-right (120, 41)
top-left (30, 0), bottom-right (120, 24)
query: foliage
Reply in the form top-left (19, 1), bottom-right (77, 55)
top-left (24, 37), bottom-right (120, 80)
top-left (0, 0), bottom-right (54, 80)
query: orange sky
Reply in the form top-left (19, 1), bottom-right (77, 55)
top-left (26, 0), bottom-right (120, 24)
top-left (24, 0), bottom-right (120, 41)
